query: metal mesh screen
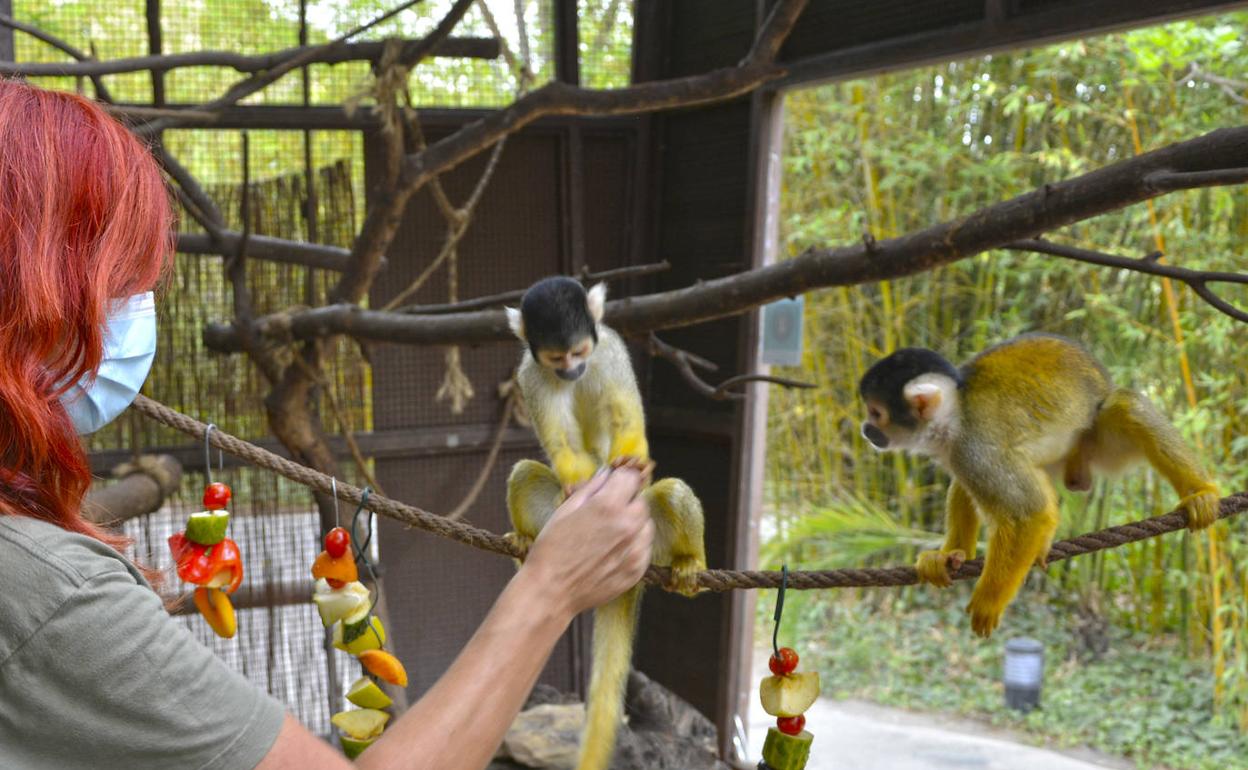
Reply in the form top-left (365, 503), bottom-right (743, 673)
top-left (578, 0), bottom-right (633, 88)
top-left (82, 131), bottom-right (370, 737)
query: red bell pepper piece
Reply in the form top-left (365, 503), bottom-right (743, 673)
top-left (168, 533), bottom-right (244, 594)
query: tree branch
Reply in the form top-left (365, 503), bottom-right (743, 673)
top-left (203, 126), bottom-right (1248, 352)
top-left (1007, 238), bottom-right (1248, 323)
top-left (0, 38), bottom-right (499, 80)
top-left (0, 12), bottom-right (112, 101)
top-left (393, 261), bottom-right (671, 315)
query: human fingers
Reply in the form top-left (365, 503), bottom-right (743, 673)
top-left (592, 465), bottom-right (645, 508)
top-left (553, 468), bottom-right (610, 518)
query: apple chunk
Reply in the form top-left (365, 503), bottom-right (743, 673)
top-left (331, 708), bottom-right (390, 741)
top-left (759, 671), bottom-right (820, 717)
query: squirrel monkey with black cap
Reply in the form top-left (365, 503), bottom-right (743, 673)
top-left (504, 276), bottom-right (706, 770)
top-left (859, 333), bottom-right (1219, 638)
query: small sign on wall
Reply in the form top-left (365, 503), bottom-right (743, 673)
top-left (760, 296), bottom-right (804, 367)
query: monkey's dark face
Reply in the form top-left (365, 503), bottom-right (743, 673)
top-left (859, 348), bottom-right (962, 453)
top-left (536, 336), bottom-right (596, 381)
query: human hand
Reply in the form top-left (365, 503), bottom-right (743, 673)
top-left (520, 466), bottom-right (655, 619)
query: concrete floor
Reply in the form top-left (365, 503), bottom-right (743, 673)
top-left (745, 652), bottom-right (1130, 770)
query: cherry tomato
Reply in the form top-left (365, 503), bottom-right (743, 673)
top-left (325, 578), bottom-right (347, 589)
top-left (203, 482), bottom-right (232, 510)
top-left (769, 647), bottom-right (799, 676)
top-left (324, 527), bottom-right (351, 559)
top-left (776, 715), bottom-right (805, 736)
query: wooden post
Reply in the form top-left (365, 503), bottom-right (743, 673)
top-left (0, 0), bottom-right (15, 64)
top-left (145, 0), bottom-right (166, 105)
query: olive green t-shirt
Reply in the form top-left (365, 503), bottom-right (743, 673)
top-left (0, 515), bottom-right (285, 769)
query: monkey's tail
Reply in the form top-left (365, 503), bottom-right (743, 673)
top-left (576, 584), bottom-right (642, 770)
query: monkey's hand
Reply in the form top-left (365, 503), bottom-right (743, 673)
top-left (1180, 485), bottom-right (1220, 532)
top-left (503, 531), bottom-right (535, 569)
top-left (914, 549), bottom-right (965, 588)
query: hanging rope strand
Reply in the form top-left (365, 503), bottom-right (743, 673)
top-left (130, 395), bottom-right (1248, 593)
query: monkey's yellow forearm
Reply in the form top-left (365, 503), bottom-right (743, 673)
top-left (942, 482), bottom-right (979, 558)
top-left (605, 392), bottom-right (649, 464)
top-left (531, 410), bottom-right (598, 488)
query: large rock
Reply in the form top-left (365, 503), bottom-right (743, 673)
top-left (495, 670), bottom-right (730, 770)
top-left (499, 703), bottom-right (585, 769)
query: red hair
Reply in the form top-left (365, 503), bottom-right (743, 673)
top-left (0, 80), bottom-right (173, 555)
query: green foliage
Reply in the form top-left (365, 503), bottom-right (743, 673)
top-left (764, 7), bottom-right (1248, 750)
top-left (763, 593), bottom-right (1248, 770)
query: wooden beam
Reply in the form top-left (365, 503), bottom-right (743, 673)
top-left (145, 0), bottom-right (165, 106)
top-left (88, 423), bottom-right (538, 475)
top-left (554, 0), bottom-right (580, 85)
top-left (774, 0), bottom-right (1248, 89)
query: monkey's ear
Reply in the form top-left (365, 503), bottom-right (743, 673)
top-left (505, 306), bottom-right (525, 341)
top-left (586, 282), bottom-right (607, 323)
top-left (903, 381), bottom-right (943, 421)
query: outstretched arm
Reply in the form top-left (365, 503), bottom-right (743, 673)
top-left (256, 467), bottom-right (655, 770)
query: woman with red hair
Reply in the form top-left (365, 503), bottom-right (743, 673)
top-left (0, 79), bottom-right (655, 770)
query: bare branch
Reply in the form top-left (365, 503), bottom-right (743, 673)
top-left (177, 232), bottom-right (377, 273)
top-left (1182, 64), bottom-right (1248, 105)
top-left (648, 335), bottom-right (815, 401)
top-left (135, 0), bottom-right (434, 137)
top-left (0, 12), bottom-right (112, 101)
top-left (0, 38), bottom-right (499, 79)
top-left (203, 126), bottom-right (1248, 353)
top-left (394, 261), bottom-right (671, 315)
top-left (398, 0), bottom-right (809, 195)
top-left (1007, 238), bottom-right (1248, 323)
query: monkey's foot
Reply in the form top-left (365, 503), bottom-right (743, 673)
top-left (665, 554), bottom-right (706, 597)
top-left (915, 549), bottom-right (964, 588)
top-left (966, 592), bottom-right (1006, 638)
top-left (1179, 486), bottom-right (1220, 532)
top-left (503, 531), bottom-right (535, 566)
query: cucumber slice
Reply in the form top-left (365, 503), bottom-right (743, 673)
top-left (346, 676), bottom-right (393, 709)
top-left (339, 735), bottom-right (377, 759)
top-left (333, 609), bottom-right (386, 655)
top-left (331, 708), bottom-right (390, 741)
top-left (760, 672), bottom-right (820, 717)
top-left (761, 727), bottom-right (812, 770)
top-left (185, 510), bottom-right (230, 545)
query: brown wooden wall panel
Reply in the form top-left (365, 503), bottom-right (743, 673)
top-left (633, 0), bottom-right (761, 750)
top-left (365, 124), bottom-right (641, 702)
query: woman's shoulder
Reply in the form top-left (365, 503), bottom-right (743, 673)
top-left (0, 516), bottom-right (146, 664)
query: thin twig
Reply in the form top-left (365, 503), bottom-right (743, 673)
top-left (445, 393), bottom-right (516, 521)
top-left (135, 0), bottom-right (432, 136)
top-left (380, 134), bottom-right (510, 311)
top-left (1006, 238), bottom-right (1248, 323)
top-left (0, 39), bottom-right (499, 79)
top-left (394, 261), bottom-right (672, 315)
top-left (649, 334), bottom-right (816, 401)
top-left (0, 13), bottom-right (113, 101)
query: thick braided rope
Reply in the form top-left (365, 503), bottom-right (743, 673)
top-left (131, 395), bottom-right (1248, 593)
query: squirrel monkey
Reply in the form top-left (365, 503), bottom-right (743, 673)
top-left (504, 276), bottom-right (707, 770)
top-left (859, 334), bottom-right (1220, 638)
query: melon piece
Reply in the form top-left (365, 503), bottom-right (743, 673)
top-left (333, 604), bottom-right (386, 655)
top-left (358, 649), bottom-right (408, 688)
top-left (761, 726), bottom-right (813, 770)
top-left (331, 708), bottom-right (390, 741)
top-left (339, 735), bottom-right (377, 759)
top-left (346, 676), bottom-right (393, 709)
top-left (759, 672), bottom-right (820, 718)
top-left (312, 579), bottom-right (370, 628)
top-left (185, 510), bottom-right (230, 545)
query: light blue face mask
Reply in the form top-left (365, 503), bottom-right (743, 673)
top-left (59, 292), bottom-right (157, 435)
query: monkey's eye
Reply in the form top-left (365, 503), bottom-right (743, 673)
top-left (868, 406), bottom-right (883, 421)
